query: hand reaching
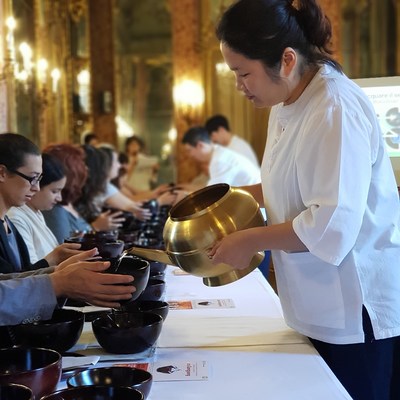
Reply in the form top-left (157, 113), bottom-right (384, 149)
top-left (44, 242), bottom-right (83, 266)
top-left (50, 259), bottom-right (135, 308)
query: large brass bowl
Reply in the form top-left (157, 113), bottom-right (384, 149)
top-left (129, 183), bottom-right (265, 286)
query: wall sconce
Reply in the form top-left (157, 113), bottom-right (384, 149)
top-left (173, 79), bottom-right (204, 125)
top-left (77, 69), bottom-right (90, 113)
top-left (50, 68), bottom-right (61, 93)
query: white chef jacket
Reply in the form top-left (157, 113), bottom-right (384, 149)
top-left (208, 144), bottom-right (261, 186)
top-left (262, 65), bottom-right (400, 344)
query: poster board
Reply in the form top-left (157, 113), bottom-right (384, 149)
top-left (354, 76), bottom-right (400, 185)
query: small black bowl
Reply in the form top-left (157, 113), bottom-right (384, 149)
top-left (40, 385), bottom-right (143, 400)
top-left (65, 237), bottom-right (124, 258)
top-left (136, 278), bottom-right (166, 302)
top-left (13, 309), bottom-right (84, 353)
top-left (0, 383), bottom-right (33, 400)
top-left (67, 366), bottom-right (152, 399)
top-left (92, 312), bottom-right (163, 354)
top-left (148, 260), bottom-right (167, 275)
top-left (108, 256), bottom-right (150, 304)
top-left (122, 300), bottom-right (169, 321)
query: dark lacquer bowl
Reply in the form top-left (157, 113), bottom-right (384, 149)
top-left (0, 347), bottom-right (61, 400)
top-left (40, 385), bottom-right (143, 400)
top-left (67, 367), bottom-right (152, 399)
top-left (14, 309), bottom-right (84, 353)
top-left (122, 300), bottom-right (169, 321)
top-left (149, 260), bottom-right (167, 275)
top-left (0, 383), bottom-right (33, 400)
top-left (136, 278), bottom-right (166, 302)
top-left (65, 237), bottom-right (124, 258)
top-left (92, 312), bottom-right (163, 354)
top-left (107, 255), bottom-right (150, 304)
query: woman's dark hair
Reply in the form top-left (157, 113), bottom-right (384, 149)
top-left (125, 135), bottom-right (145, 153)
top-left (74, 145), bottom-right (110, 222)
top-left (0, 133), bottom-right (41, 170)
top-left (216, 0), bottom-right (342, 76)
top-left (43, 143), bottom-right (87, 205)
top-left (40, 153), bottom-right (65, 187)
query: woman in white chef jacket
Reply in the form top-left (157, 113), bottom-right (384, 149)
top-left (209, 1), bottom-right (400, 399)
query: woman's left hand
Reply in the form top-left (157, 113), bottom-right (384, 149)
top-left (45, 243), bottom-right (86, 267)
top-left (208, 230), bottom-right (256, 270)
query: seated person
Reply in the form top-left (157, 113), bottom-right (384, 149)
top-left (42, 143), bottom-right (122, 243)
top-left (0, 248), bottom-right (135, 326)
top-left (0, 134), bottom-right (82, 273)
top-left (7, 153), bottom-right (80, 264)
top-left (99, 145), bottom-right (178, 216)
top-left (205, 114), bottom-right (260, 166)
top-left (181, 126), bottom-right (261, 192)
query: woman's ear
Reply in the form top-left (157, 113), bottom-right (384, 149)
top-left (280, 47), bottom-right (297, 77)
top-left (0, 164), bottom-right (7, 182)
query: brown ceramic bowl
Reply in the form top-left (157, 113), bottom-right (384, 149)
top-left (0, 347), bottom-right (61, 399)
top-left (67, 367), bottom-right (152, 399)
top-left (13, 309), bottom-right (84, 353)
top-left (92, 312), bottom-right (163, 354)
top-left (40, 385), bottom-right (143, 400)
top-left (0, 383), bottom-right (33, 400)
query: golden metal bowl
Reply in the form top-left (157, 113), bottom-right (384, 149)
top-left (129, 183), bottom-right (265, 286)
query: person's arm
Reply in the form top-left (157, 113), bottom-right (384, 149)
top-left (104, 190), bottom-right (151, 220)
top-left (0, 274), bottom-right (57, 325)
top-left (209, 221), bottom-right (307, 270)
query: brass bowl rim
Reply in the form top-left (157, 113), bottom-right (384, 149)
top-left (170, 183), bottom-right (230, 221)
top-left (169, 183), bottom-right (244, 221)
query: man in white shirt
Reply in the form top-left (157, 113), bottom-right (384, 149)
top-left (205, 114), bottom-right (259, 167)
top-left (182, 126), bottom-right (261, 189)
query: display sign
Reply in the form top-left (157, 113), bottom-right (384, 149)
top-left (354, 76), bottom-right (400, 184)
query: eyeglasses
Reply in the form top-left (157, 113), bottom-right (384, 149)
top-left (7, 168), bottom-right (43, 186)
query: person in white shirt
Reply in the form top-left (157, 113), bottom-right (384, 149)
top-left (205, 114), bottom-right (259, 166)
top-left (7, 153), bottom-right (82, 265)
top-left (208, 1), bottom-right (400, 399)
top-left (182, 126), bottom-right (261, 189)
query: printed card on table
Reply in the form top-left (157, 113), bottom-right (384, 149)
top-left (169, 298), bottom-right (235, 310)
top-left (113, 361), bottom-right (209, 381)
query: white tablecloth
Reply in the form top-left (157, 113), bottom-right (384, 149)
top-left (58, 266), bottom-right (351, 399)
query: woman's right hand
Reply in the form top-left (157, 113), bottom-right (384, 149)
top-left (50, 259), bottom-right (135, 308)
top-left (91, 210), bottom-right (126, 231)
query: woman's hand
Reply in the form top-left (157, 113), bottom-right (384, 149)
top-left (55, 248), bottom-right (99, 271)
top-left (208, 230), bottom-right (257, 270)
top-left (50, 260), bottom-right (135, 308)
top-left (91, 209), bottom-right (126, 231)
top-left (131, 203), bottom-right (152, 221)
top-left (44, 242), bottom-right (83, 267)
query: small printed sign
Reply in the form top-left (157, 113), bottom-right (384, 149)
top-left (168, 298), bottom-right (235, 310)
top-left (114, 360), bottom-right (209, 381)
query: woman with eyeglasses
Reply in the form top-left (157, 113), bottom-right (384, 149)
top-left (7, 153), bottom-right (84, 264)
top-left (0, 133), bottom-right (83, 273)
